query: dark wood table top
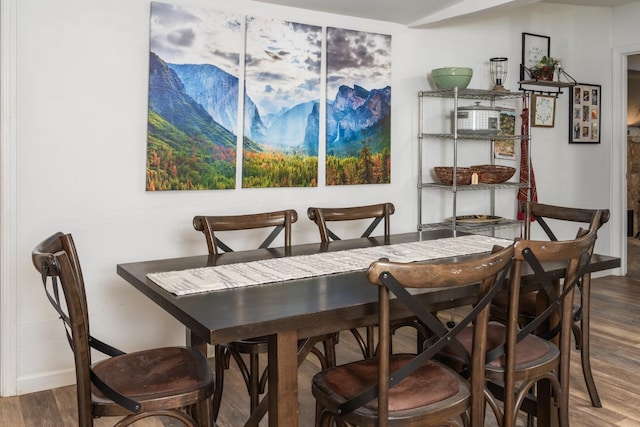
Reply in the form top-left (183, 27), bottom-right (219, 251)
top-left (116, 229), bottom-right (620, 346)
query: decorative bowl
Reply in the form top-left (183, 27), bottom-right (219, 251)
top-left (431, 67), bottom-right (473, 90)
top-left (470, 165), bottom-right (516, 184)
top-left (433, 166), bottom-right (472, 185)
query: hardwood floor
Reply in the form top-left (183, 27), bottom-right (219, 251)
top-left (1, 275), bottom-right (638, 426)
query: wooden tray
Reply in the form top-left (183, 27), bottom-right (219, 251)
top-left (445, 214), bottom-right (504, 225)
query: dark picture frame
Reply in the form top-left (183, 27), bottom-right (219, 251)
top-left (569, 83), bottom-right (601, 144)
top-left (521, 32), bottom-right (550, 80)
top-left (531, 94), bottom-right (556, 127)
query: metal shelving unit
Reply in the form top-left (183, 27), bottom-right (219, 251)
top-left (417, 87), bottom-right (530, 234)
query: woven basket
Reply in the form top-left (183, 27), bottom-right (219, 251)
top-left (470, 165), bottom-right (516, 184)
top-left (433, 167), bottom-right (472, 185)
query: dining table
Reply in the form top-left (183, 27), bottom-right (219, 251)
top-left (116, 229), bottom-right (620, 427)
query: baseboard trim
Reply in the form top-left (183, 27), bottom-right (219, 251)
top-left (17, 369), bottom-right (75, 395)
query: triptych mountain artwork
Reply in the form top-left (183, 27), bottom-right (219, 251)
top-left (147, 2), bottom-right (391, 190)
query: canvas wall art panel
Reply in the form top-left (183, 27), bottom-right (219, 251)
top-left (242, 17), bottom-right (321, 188)
top-left (146, 2), bottom-right (241, 191)
top-left (326, 28), bottom-right (391, 185)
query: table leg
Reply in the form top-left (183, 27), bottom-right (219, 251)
top-left (244, 335), bottom-right (327, 427)
top-left (186, 329), bottom-right (214, 426)
top-left (187, 329), bottom-right (208, 354)
top-left (536, 378), bottom-right (553, 427)
top-left (268, 330), bottom-right (299, 427)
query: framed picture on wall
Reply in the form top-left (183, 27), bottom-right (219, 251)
top-left (569, 83), bottom-right (601, 144)
top-left (531, 94), bottom-right (556, 127)
top-left (521, 32), bottom-right (550, 80)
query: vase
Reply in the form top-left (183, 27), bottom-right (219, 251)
top-left (531, 67), bottom-right (555, 81)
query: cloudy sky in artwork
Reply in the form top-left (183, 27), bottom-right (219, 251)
top-left (326, 27), bottom-right (391, 96)
top-left (245, 16), bottom-right (322, 117)
top-left (149, 1), bottom-right (241, 76)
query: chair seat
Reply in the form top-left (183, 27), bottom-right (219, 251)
top-left (493, 291), bottom-right (538, 316)
top-left (439, 323), bottom-right (558, 370)
top-left (91, 346), bottom-right (214, 412)
top-left (313, 354), bottom-right (469, 413)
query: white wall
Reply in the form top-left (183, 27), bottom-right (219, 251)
top-left (6, 0), bottom-right (619, 394)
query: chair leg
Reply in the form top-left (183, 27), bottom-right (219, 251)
top-left (248, 353), bottom-right (261, 412)
top-left (192, 396), bottom-right (214, 427)
top-left (579, 276), bottom-right (602, 407)
top-left (212, 344), bottom-right (228, 421)
top-left (365, 325), bottom-right (376, 358)
top-left (348, 328), bottom-right (370, 359)
top-left (225, 345), bottom-right (267, 418)
top-left (320, 333), bottom-right (338, 368)
top-left (315, 401), bottom-right (324, 427)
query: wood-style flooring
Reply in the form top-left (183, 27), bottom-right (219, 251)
top-left (1, 275), bottom-right (638, 426)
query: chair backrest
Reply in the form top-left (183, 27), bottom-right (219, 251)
top-left (32, 232), bottom-right (95, 426)
top-left (524, 201), bottom-right (610, 241)
top-left (502, 228), bottom-right (597, 424)
top-left (306, 202), bottom-right (395, 243)
top-left (340, 244), bottom-right (514, 425)
top-left (193, 209), bottom-right (298, 255)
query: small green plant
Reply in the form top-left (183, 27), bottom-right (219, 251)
top-left (530, 56), bottom-right (560, 80)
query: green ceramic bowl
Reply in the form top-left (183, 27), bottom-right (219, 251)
top-left (431, 67), bottom-right (473, 90)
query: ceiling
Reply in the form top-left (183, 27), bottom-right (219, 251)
top-left (252, 0), bottom-right (637, 27)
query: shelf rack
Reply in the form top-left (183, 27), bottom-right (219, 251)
top-left (418, 87), bottom-right (530, 235)
top-left (517, 66), bottom-right (577, 96)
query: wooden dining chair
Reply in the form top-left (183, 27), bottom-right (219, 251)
top-left (307, 202), bottom-right (395, 244)
top-left (193, 209), bottom-right (298, 256)
top-left (193, 209), bottom-right (335, 421)
top-left (307, 203), bottom-right (417, 359)
top-left (32, 232), bottom-right (214, 427)
top-left (490, 201), bottom-right (609, 408)
top-left (311, 244), bottom-right (514, 427)
top-left (441, 229), bottom-right (597, 427)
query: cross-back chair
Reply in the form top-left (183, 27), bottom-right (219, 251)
top-left (193, 209), bottom-right (335, 421)
top-left (193, 209), bottom-right (298, 256)
top-left (307, 202), bottom-right (395, 244)
top-left (307, 202), bottom-right (424, 359)
top-left (490, 201), bottom-right (609, 408)
top-left (441, 228), bottom-right (598, 427)
top-left (311, 244), bottom-right (514, 427)
top-left (32, 232), bottom-right (214, 427)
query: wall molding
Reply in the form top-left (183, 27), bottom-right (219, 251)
top-left (613, 45), bottom-right (640, 276)
top-left (18, 369), bottom-right (75, 396)
top-left (0, 0), bottom-right (18, 396)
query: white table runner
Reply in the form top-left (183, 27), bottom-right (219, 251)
top-left (147, 235), bottom-right (512, 296)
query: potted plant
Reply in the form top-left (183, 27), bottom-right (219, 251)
top-left (530, 56), bottom-right (559, 81)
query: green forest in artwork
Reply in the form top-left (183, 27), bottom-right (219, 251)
top-left (146, 110), bottom-right (236, 191)
top-left (242, 150), bottom-right (318, 188)
top-left (326, 143), bottom-right (390, 185)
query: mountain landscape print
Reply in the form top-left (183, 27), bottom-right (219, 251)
top-left (326, 28), bottom-right (391, 185)
top-left (243, 17), bottom-right (322, 188)
top-left (147, 3), bottom-right (391, 191)
top-left (146, 2), bottom-right (241, 190)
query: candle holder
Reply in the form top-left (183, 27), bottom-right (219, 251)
top-left (490, 57), bottom-right (508, 91)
